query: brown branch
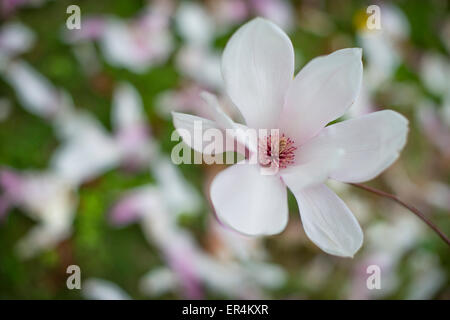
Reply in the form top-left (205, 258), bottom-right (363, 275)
top-left (349, 183), bottom-right (450, 247)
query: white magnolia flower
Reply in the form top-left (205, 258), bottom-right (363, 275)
top-left (172, 18), bottom-right (409, 257)
top-left (112, 82), bottom-right (155, 170)
top-left (175, 2), bottom-right (215, 47)
top-left (208, 0), bottom-right (294, 32)
top-left (99, 4), bottom-right (173, 73)
top-left (174, 2), bottom-right (222, 90)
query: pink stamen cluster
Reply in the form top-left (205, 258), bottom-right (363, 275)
top-left (258, 133), bottom-right (297, 169)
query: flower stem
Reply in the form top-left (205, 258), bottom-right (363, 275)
top-left (349, 183), bottom-right (450, 247)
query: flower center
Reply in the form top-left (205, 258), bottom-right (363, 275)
top-left (258, 132), bottom-right (296, 169)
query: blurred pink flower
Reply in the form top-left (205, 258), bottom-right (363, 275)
top-left (65, 3), bottom-right (174, 73)
top-left (249, 0), bottom-right (294, 30)
top-left (2, 60), bottom-right (63, 118)
top-left (109, 183), bottom-right (205, 299)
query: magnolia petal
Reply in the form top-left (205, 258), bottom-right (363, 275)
top-left (4, 61), bottom-right (60, 117)
top-left (279, 48), bottom-right (363, 144)
top-left (201, 92), bottom-right (258, 153)
top-left (281, 147), bottom-right (345, 192)
top-left (109, 186), bottom-right (163, 226)
top-left (221, 18), bottom-right (294, 129)
top-left (172, 111), bottom-right (239, 156)
top-left (210, 162), bottom-right (288, 236)
top-left (51, 127), bottom-right (121, 185)
top-left (293, 184), bottom-right (363, 257)
top-left (308, 110), bottom-right (408, 183)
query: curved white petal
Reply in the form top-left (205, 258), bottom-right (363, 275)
top-left (293, 184), bottom-right (363, 257)
top-left (221, 18), bottom-right (294, 129)
top-left (83, 278), bottom-right (131, 300)
top-left (281, 147), bottom-right (345, 192)
top-left (175, 1), bottom-right (214, 46)
top-left (150, 156), bottom-right (202, 215)
top-left (306, 110), bottom-right (408, 183)
top-left (279, 48), bottom-right (363, 144)
top-left (4, 61), bottom-right (60, 117)
top-left (201, 91), bottom-right (259, 153)
top-left (172, 109), bottom-right (255, 156)
top-left (173, 111), bottom-right (245, 156)
top-left (210, 162), bottom-right (288, 236)
top-left (109, 186), bottom-right (163, 226)
top-left (112, 82), bottom-right (145, 132)
top-left (51, 127), bottom-right (121, 186)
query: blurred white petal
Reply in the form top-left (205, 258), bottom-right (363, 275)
top-left (150, 156), bottom-right (201, 215)
top-left (100, 7), bottom-right (173, 73)
top-left (420, 53), bottom-right (450, 97)
top-left (3, 61), bottom-right (61, 117)
top-left (112, 82), bottom-right (146, 132)
top-left (175, 2), bottom-right (214, 46)
top-left (0, 21), bottom-right (35, 59)
top-left (140, 267), bottom-right (177, 297)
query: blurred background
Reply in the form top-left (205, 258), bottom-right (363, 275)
top-left (0, 0), bottom-right (449, 299)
